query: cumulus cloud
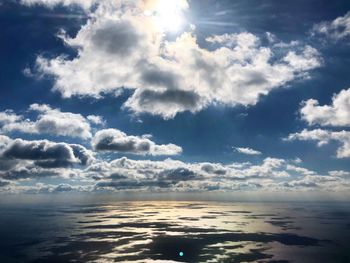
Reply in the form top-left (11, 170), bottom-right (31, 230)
top-left (2, 137), bottom-right (94, 167)
top-left (92, 129), bottom-right (182, 156)
top-left (0, 110), bottom-right (22, 124)
top-left (0, 104), bottom-right (103, 139)
top-left (24, 0), bottom-right (322, 119)
top-left (285, 129), bottom-right (350, 158)
top-left (87, 115), bottom-right (105, 125)
top-left (235, 147), bottom-right (262, 155)
top-left (329, 170), bottom-right (350, 177)
top-left (290, 88), bottom-right (350, 159)
top-left (124, 89), bottom-right (204, 120)
top-left (88, 156), bottom-right (340, 192)
top-left (0, 135), bottom-right (94, 180)
top-left (0, 142), bottom-right (346, 192)
top-left (0, 135), bottom-right (12, 149)
top-left (20, 0), bottom-right (98, 9)
top-left (283, 174), bottom-right (338, 189)
top-left (9, 0), bottom-right (348, 195)
top-left (4, 182), bottom-right (92, 194)
top-left (312, 11), bottom-right (350, 40)
top-left (0, 180), bottom-right (10, 187)
top-left (300, 88), bottom-right (350, 127)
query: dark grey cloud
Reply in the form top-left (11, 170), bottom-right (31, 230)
top-left (92, 129), bottom-right (182, 156)
top-left (94, 136), bottom-right (150, 153)
top-left (53, 184), bottom-right (74, 192)
top-left (91, 21), bottom-right (141, 56)
top-left (201, 164), bottom-right (227, 175)
top-left (283, 181), bottom-right (318, 188)
top-left (34, 160), bottom-right (76, 168)
top-left (109, 173), bottom-right (128, 180)
top-left (94, 167), bottom-right (201, 191)
top-left (0, 158), bottom-right (19, 171)
top-left (137, 89), bottom-right (202, 109)
top-left (1, 166), bottom-right (61, 180)
top-left (0, 137), bottom-right (94, 180)
top-left (95, 180), bottom-right (172, 190)
top-left (3, 140), bottom-right (73, 161)
top-left (124, 88), bottom-right (205, 119)
top-left (160, 168), bottom-right (199, 181)
top-left (242, 71), bottom-right (269, 86)
top-left (1, 138), bottom-right (93, 169)
top-left (0, 180), bottom-right (10, 187)
top-left (139, 63), bottom-right (180, 90)
top-left (71, 144), bottom-right (94, 165)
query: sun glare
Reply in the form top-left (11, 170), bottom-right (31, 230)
top-left (146, 0), bottom-right (188, 32)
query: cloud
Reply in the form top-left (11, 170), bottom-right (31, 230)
top-left (0, 180), bottom-right (10, 187)
top-left (124, 88), bottom-right (204, 119)
top-left (92, 129), bottom-right (182, 156)
top-left (87, 156), bottom-right (333, 192)
top-left (25, 0), bottom-right (322, 119)
top-left (328, 170), bottom-right (350, 177)
top-left (87, 115), bottom-right (105, 125)
top-left (290, 87), bottom-right (350, 159)
top-left (312, 11), bottom-right (350, 40)
top-left (159, 167), bottom-right (199, 181)
top-left (300, 88), bottom-right (350, 127)
top-left (286, 164), bottom-right (316, 176)
top-left (0, 145), bottom-right (346, 192)
top-left (0, 104), bottom-right (103, 139)
top-left (2, 138), bottom-right (94, 167)
top-left (283, 174), bottom-right (338, 189)
top-left (0, 135), bottom-right (94, 180)
top-left (235, 147), bottom-right (262, 155)
top-left (282, 46), bottom-right (322, 71)
top-left (0, 135), bottom-right (12, 149)
top-left (0, 110), bottom-right (22, 124)
top-left (20, 0), bottom-right (98, 9)
top-left (285, 129), bottom-right (350, 158)
top-left (53, 183), bottom-right (75, 192)
top-left (6, 182), bottom-right (91, 194)
top-left (0, 166), bottom-right (61, 180)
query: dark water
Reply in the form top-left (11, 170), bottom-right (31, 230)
top-left (0, 200), bottom-right (350, 262)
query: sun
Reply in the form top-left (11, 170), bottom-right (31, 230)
top-left (146, 0), bottom-right (188, 32)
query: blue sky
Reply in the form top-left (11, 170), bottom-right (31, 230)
top-left (0, 0), bottom-right (350, 195)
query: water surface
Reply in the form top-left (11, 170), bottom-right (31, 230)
top-left (0, 201), bottom-right (349, 262)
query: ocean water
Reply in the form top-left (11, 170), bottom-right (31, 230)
top-left (0, 200), bottom-right (350, 262)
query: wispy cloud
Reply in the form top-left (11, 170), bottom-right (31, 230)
top-left (234, 147), bottom-right (262, 155)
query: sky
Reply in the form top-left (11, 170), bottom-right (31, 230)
top-left (0, 0), bottom-right (350, 197)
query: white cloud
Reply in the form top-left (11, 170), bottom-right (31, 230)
top-left (286, 164), bottom-right (316, 176)
top-left (92, 128), bottom-right (182, 156)
top-left (87, 115), bottom-right (105, 125)
top-left (329, 170), bottom-right (350, 177)
top-left (283, 45), bottom-right (321, 71)
top-left (312, 11), bottom-right (350, 40)
top-left (285, 129), bottom-right (350, 158)
top-left (0, 135), bottom-right (347, 193)
top-left (300, 88), bottom-right (350, 127)
top-left (0, 104), bottom-right (103, 139)
top-left (87, 156), bottom-right (344, 192)
top-left (20, 0), bottom-right (98, 9)
top-left (25, 0), bottom-right (322, 119)
top-left (4, 182), bottom-right (92, 194)
top-left (234, 147), bottom-right (262, 155)
top-left (0, 135), bottom-right (12, 149)
top-left (0, 110), bottom-right (22, 125)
